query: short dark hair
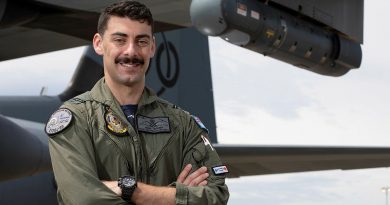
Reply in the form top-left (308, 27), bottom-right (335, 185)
top-left (97, 1), bottom-right (154, 35)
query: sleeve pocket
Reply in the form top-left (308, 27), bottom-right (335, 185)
top-left (192, 142), bottom-right (206, 165)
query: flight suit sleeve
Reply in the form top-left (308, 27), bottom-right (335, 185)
top-left (48, 106), bottom-right (128, 205)
top-left (174, 116), bottom-right (229, 205)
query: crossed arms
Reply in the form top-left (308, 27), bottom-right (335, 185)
top-left (102, 164), bottom-right (209, 205)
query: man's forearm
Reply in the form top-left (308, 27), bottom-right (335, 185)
top-left (102, 165), bottom-right (209, 204)
top-left (102, 181), bottom-right (176, 205)
top-left (133, 182), bottom-right (176, 205)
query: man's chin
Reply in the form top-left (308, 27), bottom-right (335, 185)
top-left (118, 77), bottom-right (144, 87)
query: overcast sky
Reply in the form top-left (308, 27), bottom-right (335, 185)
top-left (1, 1), bottom-right (390, 205)
top-left (210, 1), bottom-right (390, 204)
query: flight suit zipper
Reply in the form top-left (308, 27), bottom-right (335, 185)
top-left (124, 113), bottom-right (142, 182)
top-left (134, 113), bottom-right (151, 184)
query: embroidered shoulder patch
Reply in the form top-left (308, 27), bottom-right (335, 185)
top-left (192, 115), bottom-right (209, 133)
top-left (45, 108), bottom-right (73, 136)
top-left (105, 108), bottom-right (128, 136)
top-left (212, 165), bottom-right (229, 175)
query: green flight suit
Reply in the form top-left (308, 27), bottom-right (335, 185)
top-left (48, 78), bottom-right (229, 205)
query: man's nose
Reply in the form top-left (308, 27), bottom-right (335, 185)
top-left (123, 42), bottom-right (140, 56)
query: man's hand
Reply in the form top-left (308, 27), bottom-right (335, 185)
top-left (101, 180), bottom-right (121, 196)
top-left (177, 164), bottom-right (209, 186)
top-left (100, 165), bottom-right (209, 205)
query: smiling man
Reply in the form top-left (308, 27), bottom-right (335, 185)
top-left (46, 1), bottom-right (229, 205)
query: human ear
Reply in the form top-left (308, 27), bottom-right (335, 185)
top-left (150, 36), bottom-right (156, 58)
top-left (93, 33), bottom-right (104, 55)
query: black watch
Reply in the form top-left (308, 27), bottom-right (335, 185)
top-left (118, 175), bottom-right (137, 203)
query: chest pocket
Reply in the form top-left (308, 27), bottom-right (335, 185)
top-left (94, 129), bottom-right (134, 180)
top-left (143, 124), bottom-right (179, 165)
top-left (141, 120), bottom-right (181, 175)
top-left (144, 127), bottom-right (183, 186)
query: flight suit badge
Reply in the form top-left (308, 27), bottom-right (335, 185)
top-left (45, 108), bottom-right (73, 136)
top-left (137, 115), bottom-right (170, 133)
top-left (212, 165), bottom-right (229, 175)
top-left (105, 108), bottom-right (128, 136)
top-left (192, 115), bottom-right (209, 133)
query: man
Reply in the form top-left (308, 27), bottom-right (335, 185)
top-left (46, 1), bottom-right (229, 204)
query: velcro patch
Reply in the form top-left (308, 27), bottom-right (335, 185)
top-left (45, 108), bottom-right (73, 136)
top-left (212, 165), bottom-right (229, 175)
top-left (68, 98), bottom-right (85, 104)
top-left (137, 115), bottom-right (170, 133)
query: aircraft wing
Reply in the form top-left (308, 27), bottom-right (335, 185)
top-left (3, 114), bottom-right (390, 181)
top-left (216, 145), bottom-right (390, 177)
top-left (0, 0), bottom-right (189, 61)
top-left (3, 112), bottom-right (390, 181)
top-left (1, 0), bottom-right (363, 76)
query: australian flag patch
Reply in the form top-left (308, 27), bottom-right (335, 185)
top-left (192, 115), bottom-right (209, 133)
top-left (212, 165), bottom-right (229, 175)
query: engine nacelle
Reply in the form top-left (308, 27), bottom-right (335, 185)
top-left (190, 0), bottom-right (362, 76)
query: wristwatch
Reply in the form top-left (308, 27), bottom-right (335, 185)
top-left (118, 175), bottom-right (137, 203)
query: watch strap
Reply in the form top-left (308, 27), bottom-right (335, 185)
top-left (121, 185), bottom-right (136, 202)
top-left (118, 176), bottom-right (137, 203)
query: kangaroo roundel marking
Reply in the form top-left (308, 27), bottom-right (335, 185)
top-left (155, 33), bottom-right (180, 96)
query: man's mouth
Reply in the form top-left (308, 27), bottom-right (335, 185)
top-left (115, 57), bottom-right (145, 67)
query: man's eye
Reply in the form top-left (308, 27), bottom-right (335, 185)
top-left (137, 39), bottom-right (149, 47)
top-left (114, 38), bottom-right (126, 44)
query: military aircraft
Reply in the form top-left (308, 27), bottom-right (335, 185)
top-left (2, 0), bottom-right (390, 204)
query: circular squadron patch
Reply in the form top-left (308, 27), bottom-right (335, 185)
top-left (45, 108), bottom-right (73, 136)
top-left (105, 109), bottom-right (128, 136)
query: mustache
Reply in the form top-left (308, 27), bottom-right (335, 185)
top-left (115, 56), bottom-right (145, 65)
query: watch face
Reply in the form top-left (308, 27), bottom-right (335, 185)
top-left (122, 177), bottom-right (136, 187)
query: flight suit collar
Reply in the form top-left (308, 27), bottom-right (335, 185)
top-left (90, 77), bottom-right (159, 110)
top-left (138, 86), bottom-right (159, 108)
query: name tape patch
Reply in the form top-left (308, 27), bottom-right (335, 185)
top-left (212, 165), bottom-right (229, 175)
top-left (137, 115), bottom-right (170, 133)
